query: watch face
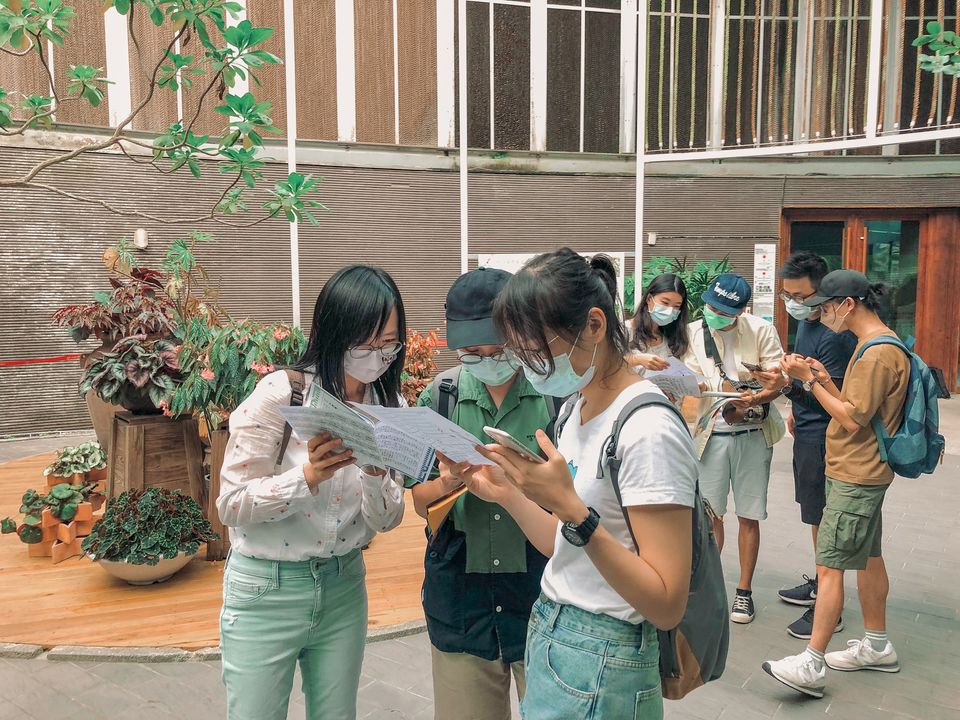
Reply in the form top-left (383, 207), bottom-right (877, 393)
top-left (562, 523), bottom-right (587, 547)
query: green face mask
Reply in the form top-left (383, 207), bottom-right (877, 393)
top-left (703, 306), bottom-right (736, 330)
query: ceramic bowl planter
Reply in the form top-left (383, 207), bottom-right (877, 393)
top-left (91, 550), bottom-right (197, 586)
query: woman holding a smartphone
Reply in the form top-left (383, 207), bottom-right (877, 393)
top-left (216, 265), bottom-right (407, 720)
top-left (457, 248), bottom-right (700, 720)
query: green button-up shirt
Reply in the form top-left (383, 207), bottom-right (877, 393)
top-left (411, 367), bottom-right (553, 574)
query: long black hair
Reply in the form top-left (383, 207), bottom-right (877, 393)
top-left (631, 273), bottom-right (690, 358)
top-left (492, 247), bottom-right (628, 377)
top-left (294, 265), bottom-right (406, 407)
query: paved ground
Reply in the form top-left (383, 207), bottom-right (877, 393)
top-left (1, 405), bottom-right (958, 720)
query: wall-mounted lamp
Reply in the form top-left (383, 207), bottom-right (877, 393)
top-left (132, 228), bottom-right (149, 250)
top-left (647, 231), bottom-right (657, 246)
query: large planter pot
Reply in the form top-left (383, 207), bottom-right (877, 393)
top-left (81, 350), bottom-right (124, 453)
top-left (91, 550), bottom-right (197, 586)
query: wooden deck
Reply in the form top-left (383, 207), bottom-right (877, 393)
top-left (0, 452), bottom-right (428, 650)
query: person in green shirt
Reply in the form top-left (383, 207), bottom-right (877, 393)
top-left (408, 268), bottom-right (554, 720)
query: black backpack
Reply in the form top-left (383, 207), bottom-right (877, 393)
top-left (430, 366), bottom-right (565, 436)
top-left (555, 393), bottom-right (730, 699)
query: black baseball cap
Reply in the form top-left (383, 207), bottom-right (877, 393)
top-left (445, 267), bottom-right (512, 349)
top-left (802, 269), bottom-right (870, 307)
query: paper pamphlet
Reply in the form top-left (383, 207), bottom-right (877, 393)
top-left (277, 385), bottom-right (490, 484)
top-left (645, 357), bottom-right (702, 398)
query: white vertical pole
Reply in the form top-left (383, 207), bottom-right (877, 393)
top-left (392, 0), bottom-right (401, 144)
top-left (708, 0), bottom-right (727, 148)
top-left (173, 37), bottom-right (184, 120)
top-left (635, 3), bottom-right (648, 295)
top-left (335, 0), bottom-right (357, 142)
top-left (619, 0), bottom-right (639, 153)
top-left (579, 2), bottom-right (586, 152)
top-left (283, 0), bottom-right (301, 328)
top-left (864, 0), bottom-right (884, 139)
top-left (103, 7), bottom-right (132, 127)
top-left (458, 0), bottom-right (469, 274)
top-left (436, 0), bottom-right (456, 147)
top-left (489, 2), bottom-right (495, 149)
top-left (530, 0), bottom-right (548, 151)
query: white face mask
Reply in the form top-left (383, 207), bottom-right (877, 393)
top-left (522, 329), bottom-right (597, 397)
top-left (460, 353), bottom-right (518, 386)
top-left (343, 351), bottom-right (393, 383)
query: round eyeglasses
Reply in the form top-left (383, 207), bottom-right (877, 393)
top-left (348, 342), bottom-right (403, 360)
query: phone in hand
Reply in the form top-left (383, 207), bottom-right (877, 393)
top-left (482, 427), bottom-right (545, 464)
top-left (741, 361), bottom-right (764, 372)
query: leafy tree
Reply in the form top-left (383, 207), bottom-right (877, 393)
top-left (0, 0), bottom-right (325, 226)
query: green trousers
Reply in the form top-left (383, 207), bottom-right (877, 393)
top-left (220, 548), bottom-right (368, 720)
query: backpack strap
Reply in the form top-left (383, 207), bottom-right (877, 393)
top-left (597, 392), bottom-right (691, 551)
top-left (277, 369), bottom-right (306, 465)
top-left (553, 395), bottom-right (577, 445)
top-left (430, 366), bottom-right (462, 420)
top-left (854, 335), bottom-right (910, 460)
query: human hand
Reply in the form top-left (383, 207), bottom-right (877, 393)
top-left (804, 357), bottom-right (830, 384)
top-left (786, 413), bottom-right (796, 435)
top-left (460, 460), bottom-right (518, 507)
top-left (435, 451), bottom-right (469, 494)
top-left (303, 433), bottom-right (354, 488)
top-left (475, 431), bottom-right (586, 522)
top-left (641, 354), bottom-right (671, 371)
top-left (752, 368), bottom-right (788, 393)
top-left (780, 353), bottom-right (816, 382)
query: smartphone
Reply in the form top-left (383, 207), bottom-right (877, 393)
top-left (482, 427), bottom-right (545, 464)
top-left (741, 361), bottom-right (764, 372)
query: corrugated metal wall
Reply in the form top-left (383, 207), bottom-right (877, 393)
top-left (3, 145), bottom-right (960, 436)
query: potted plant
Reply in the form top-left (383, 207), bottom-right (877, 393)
top-left (167, 318), bottom-right (306, 560)
top-left (82, 487), bottom-right (218, 585)
top-left (625, 256), bottom-right (733, 318)
top-left (43, 441), bottom-right (108, 488)
top-left (1, 484), bottom-right (98, 561)
top-left (401, 328), bottom-right (440, 406)
top-left (79, 335), bottom-right (182, 414)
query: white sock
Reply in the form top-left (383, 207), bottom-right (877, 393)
top-left (805, 645), bottom-right (825, 671)
top-left (865, 630), bottom-right (888, 652)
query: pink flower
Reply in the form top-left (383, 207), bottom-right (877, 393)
top-left (201, 368), bottom-right (215, 381)
top-left (273, 327), bottom-right (290, 341)
top-left (251, 362), bottom-right (275, 375)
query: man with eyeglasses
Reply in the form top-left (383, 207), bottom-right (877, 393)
top-left (407, 267), bottom-right (554, 720)
top-left (753, 252), bottom-right (856, 640)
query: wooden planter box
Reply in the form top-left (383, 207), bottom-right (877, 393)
top-left (52, 539), bottom-right (83, 564)
top-left (205, 429), bottom-right (230, 562)
top-left (107, 413), bottom-right (204, 505)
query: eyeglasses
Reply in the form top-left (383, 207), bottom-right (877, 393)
top-left (779, 290), bottom-right (818, 304)
top-left (458, 350), bottom-right (515, 366)
top-left (348, 342), bottom-right (403, 360)
top-left (505, 335), bottom-right (562, 376)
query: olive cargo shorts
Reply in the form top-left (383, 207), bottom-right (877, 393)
top-left (816, 477), bottom-right (888, 571)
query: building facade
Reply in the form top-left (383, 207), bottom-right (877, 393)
top-left (1, 1), bottom-right (958, 435)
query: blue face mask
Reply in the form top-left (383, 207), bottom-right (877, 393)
top-left (522, 330), bottom-right (597, 397)
top-left (461, 353), bottom-right (518, 386)
top-left (649, 304), bottom-right (681, 326)
top-left (784, 299), bottom-right (816, 321)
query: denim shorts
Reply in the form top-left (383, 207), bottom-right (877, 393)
top-left (520, 595), bottom-right (662, 720)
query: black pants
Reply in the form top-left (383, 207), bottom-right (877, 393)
top-left (792, 435), bottom-right (827, 526)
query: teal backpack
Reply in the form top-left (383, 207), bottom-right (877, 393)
top-left (854, 336), bottom-right (945, 478)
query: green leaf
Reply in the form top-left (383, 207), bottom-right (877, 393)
top-left (927, 21), bottom-right (942, 35)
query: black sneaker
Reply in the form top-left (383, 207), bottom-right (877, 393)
top-left (778, 574), bottom-right (818, 606)
top-left (731, 590), bottom-right (755, 624)
top-left (787, 608), bottom-right (845, 639)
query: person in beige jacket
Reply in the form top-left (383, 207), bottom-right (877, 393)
top-left (684, 273), bottom-right (785, 625)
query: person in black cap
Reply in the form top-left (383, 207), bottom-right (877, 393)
top-left (683, 272), bottom-right (787, 625)
top-left (763, 270), bottom-right (908, 698)
top-left (407, 267), bottom-right (555, 720)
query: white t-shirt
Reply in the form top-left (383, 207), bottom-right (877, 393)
top-left (540, 380), bottom-right (699, 624)
top-left (712, 328), bottom-right (745, 432)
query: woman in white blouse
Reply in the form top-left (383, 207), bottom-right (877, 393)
top-left (217, 265), bottom-right (407, 720)
top-left (626, 272), bottom-right (692, 374)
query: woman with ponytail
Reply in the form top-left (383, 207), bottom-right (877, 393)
top-left (452, 248), bottom-right (699, 719)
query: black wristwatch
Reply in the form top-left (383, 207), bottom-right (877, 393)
top-left (561, 507), bottom-right (600, 547)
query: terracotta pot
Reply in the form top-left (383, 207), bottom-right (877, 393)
top-left (74, 502), bottom-right (93, 523)
top-left (52, 539), bottom-right (83, 564)
top-left (41, 525), bottom-right (57, 543)
top-left (76, 520), bottom-right (94, 537)
top-left (41, 508), bottom-right (59, 528)
top-left (57, 521), bottom-right (78, 544)
top-left (92, 550), bottom-right (197, 585)
top-left (88, 494), bottom-right (106, 512)
top-left (28, 541), bottom-right (54, 558)
top-left (47, 472), bottom-right (82, 489)
top-left (81, 349), bottom-right (124, 453)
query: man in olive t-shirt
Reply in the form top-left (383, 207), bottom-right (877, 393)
top-left (761, 270), bottom-right (909, 699)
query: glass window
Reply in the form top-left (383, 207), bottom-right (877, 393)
top-left (866, 220), bottom-right (920, 344)
top-left (786, 221), bottom-right (845, 349)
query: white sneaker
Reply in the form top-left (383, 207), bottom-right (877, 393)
top-left (762, 651), bottom-right (827, 698)
top-left (825, 638), bottom-right (900, 673)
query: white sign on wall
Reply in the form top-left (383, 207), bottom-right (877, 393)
top-left (477, 252), bottom-right (626, 308)
top-left (753, 243), bottom-right (777, 323)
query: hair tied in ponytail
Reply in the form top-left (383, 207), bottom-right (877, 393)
top-left (588, 254), bottom-right (619, 300)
